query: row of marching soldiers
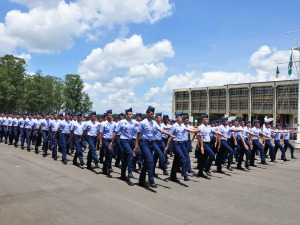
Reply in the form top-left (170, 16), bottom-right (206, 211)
top-left (194, 115), bottom-right (297, 179)
top-left (0, 108), bottom-right (297, 188)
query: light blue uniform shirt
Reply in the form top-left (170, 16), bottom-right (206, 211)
top-left (283, 130), bottom-right (290, 140)
top-left (33, 119), bottom-right (41, 130)
top-left (131, 119), bottom-right (140, 139)
top-left (198, 124), bottom-right (214, 142)
top-left (170, 122), bottom-right (187, 142)
top-left (12, 118), bottom-right (19, 127)
top-left (71, 121), bottom-right (85, 136)
top-left (251, 127), bottom-right (262, 140)
top-left (273, 129), bottom-right (282, 140)
top-left (3, 117), bottom-right (9, 126)
top-left (263, 127), bottom-right (272, 140)
top-left (40, 119), bottom-right (50, 131)
top-left (49, 119), bottom-right (60, 132)
top-left (24, 118), bottom-right (34, 129)
top-left (218, 125), bottom-right (231, 141)
top-left (8, 117), bottom-right (12, 126)
top-left (100, 120), bottom-right (116, 139)
top-left (115, 119), bottom-right (137, 140)
top-left (115, 121), bottom-right (122, 136)
top-left (18, 118), bottom-right (25, 128)
top-left (161, 123), bottom-right (170, 139)
top-left (152, 123), bottom-right (164, 140)
top-left (59, 120), bottom-right (72, 134)
top-left (242, 126), bottom-right (249, 139)
top-left (182, 124), bottom-right (193, 141)
top-left (138, 119), bottom-right (160, 141)
top-left (84, 120), bottom-right (100, 136)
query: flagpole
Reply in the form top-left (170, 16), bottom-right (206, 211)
top-left (293, 47), bottom-right (300, 149)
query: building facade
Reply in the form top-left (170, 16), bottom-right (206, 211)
top-left (173, 79), bottom-right (298, 127)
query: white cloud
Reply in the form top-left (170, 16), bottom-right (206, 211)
top-left (14, 53), bottom-right (31, 63)
top-left (10, 0), bottom-right (62, 8)
top-left (78, 34), bottom-right (174, 80)
top-left (2, 0), bottom-right (173, 53)
top-left (127, 63), bottom-right (168, 78)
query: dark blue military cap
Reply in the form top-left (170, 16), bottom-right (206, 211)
top-left (53, 111), bottom-right (58, 114)
top-left (171, 119), bottom-right (176, 123)
top-left (23, 113), bottom-right (27, 116)
top-left (141, 115), bottom-right (146, 120)
top-left (45, 112), bottom-right (49, 115)
top-left (265, 121), bottom-right (271, 125)
top-left (125, 108), bottom-right (132, 113)
top-left (182, 115), bottom-right (189, 120)
top-left (90, 111), bottom-right (96, 116)
top-left (118, 113), bottom-right (124, 117)
top-left (253, 120), bottom-right (260, 124)
top-left (155, 112), bottom-right (162, 117)
top-left (285, 123), bottom-right (290, 127)
top-left (102, 113), bottom-right (107, 118)
top-left (65, 112), bottom-right (71, 116)
top-left (59, 113), bottom-right (63, 117)
top-left (106, 109), bottom-right (112, 115)
top-left (175, 112), bottom-right (182, 117)
top-left (245, 121), bottom-right (250, 124)
top-left (147, 106), bottom-right (155, 113)
top-left (200, 114), bottom-right (208, 119)
top-left (163, 115), bottom-right (169, 119)
top-left (276, 123), bottom-right (281, 127)
top-left (221, 117), bottom-right (228, 121)
top-left (136, 113), bottom-right (142, 117)
top-left (77, 112), bottom-right (82, 117)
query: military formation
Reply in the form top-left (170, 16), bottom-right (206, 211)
top-left (0, 107), bottom-right (297, 188)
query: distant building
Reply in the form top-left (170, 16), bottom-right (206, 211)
top-left (172, 79), bottom-right (298, 127)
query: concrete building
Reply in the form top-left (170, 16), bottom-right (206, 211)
top-left (172, 79), bottom-right (298, 127)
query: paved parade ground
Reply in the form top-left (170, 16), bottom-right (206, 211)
top-left (0, 144), bottom-right (300, 225)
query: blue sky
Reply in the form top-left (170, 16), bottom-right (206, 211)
top-left (1, 0), bottom-right (300, 115)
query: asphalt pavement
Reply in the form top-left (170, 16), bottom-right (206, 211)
top-left (0, 144), bottom-right (300, 225)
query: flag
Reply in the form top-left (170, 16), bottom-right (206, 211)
top-left (288, 52), bottom-right (293, 76)
top-left (276, 66), bottom-right (280, 78)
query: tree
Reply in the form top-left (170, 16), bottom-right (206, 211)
top-left (0, 54), bottom-right (27, 112)
top-left (64, 74), bottom-right (92, 114)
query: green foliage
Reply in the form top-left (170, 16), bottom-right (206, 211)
top-left (0, 55), bottom-right (93, 113)
top-left (63, 74), bottom-right (93, 114)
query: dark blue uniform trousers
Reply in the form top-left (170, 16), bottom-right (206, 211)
top-left (274, 140), bottom-right (287, 160)
top-left (73, 134), bottom-right (84, 164)
top-left (42, 130), bottom-right (49, 154)
top-left (264, 139), bottom-right (275, 161)
top-left (120, 139), bottom-right (134, 178)
top-left (251, 139), bottom-right (266, 165)
top-left (132, 139), bottom-right (142, 170)
top-left (115, 135), bottom-right (124, 166)
top-left (182, 141), bottom-right (192, 172)
top-left (139, 139), bottom-right (155, 184)
top-left (13, 126), bottom-right (19, 146)
top-left (237, 139), bottom-right (251, 167)
top-left (60, 133), bottom-right (69, 161)
top-left (153, 139), bottom-right (167, 174)
top-left (50, 131), bottom-right (59, 159)
top-left (102, 138), bottom-right (114, 173)
top-left (202, 142), bottom-right (215, 172)
top-left (19, 128), bottom-right (25, 148)
top-left (25, 128), bottom-right (32, 149)
top-left (284, 139), bottom-right (294, 158)
top-left (170, 141), bottom-right (187, 179)
top-left (86, 135), bottom-right (99, 166)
